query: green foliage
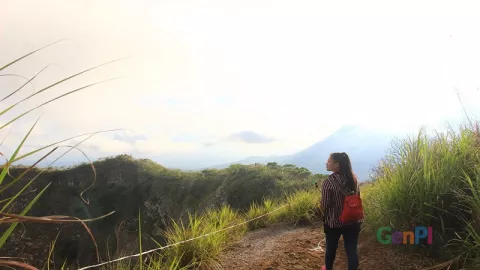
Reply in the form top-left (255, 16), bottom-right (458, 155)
top-left (282, 189), bottom-right (319, 226)
top-left (101, 259), bottom-right (133, 270)
top-left (244, 199), bottom-right (276, 230)
top-left (203, 205), bottom-right (247, 243)
top-left (143, 255), bottom-right (192, 270)
top-left (160, 206), bottom-right (246, 270)
top-left (452, 169), bottom-right (480, 267)
top-left (221, 163), bottom-right (323, 210)
top-left (362, 122), bottom-right (480, 266)
top-left (0, 182), bottom-right (51, 248)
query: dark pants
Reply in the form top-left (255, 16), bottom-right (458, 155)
top-left (324, 223), bottom-right (361, 270)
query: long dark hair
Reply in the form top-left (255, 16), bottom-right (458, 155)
top-left (330, 152), bottom-right (357, 192)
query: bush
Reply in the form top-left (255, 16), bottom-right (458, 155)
top-left (244, 199), bottom-right (277, 230)
top-left (283, 189), bottom-right (319, 226)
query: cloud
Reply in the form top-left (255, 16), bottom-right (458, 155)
top-left (203, 142), bottom-right (215, 147)
top-left (227, 131), bottom-right (275, 144)
top-left (202, 131), bottom-right (275, 147)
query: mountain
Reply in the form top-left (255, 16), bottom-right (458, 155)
top-left (207, 125), bottom-right (401, 181)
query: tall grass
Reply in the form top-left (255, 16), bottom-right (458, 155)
top-left (452, 168), bottom-right (480, 267)
top-left (204, 205), bottom-right (247, 242)
top-left (363, 122), bottom-right (480, 266)
top-left (101, 211), bottom-right (194, 270)
top-left (0, 41), bottom-right (120, 268)
top-left (130, 189), bottom-right (319, 270)
top-left (160, 205), bottom-right (246, 269)
top-left (244, 199), bottom-right (277, 230)
top-left (283, 189), bottom-right (319, 226)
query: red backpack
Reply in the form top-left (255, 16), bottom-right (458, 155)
top-left (332, 177), bottom-right (364, 223)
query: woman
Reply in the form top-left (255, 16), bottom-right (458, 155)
top-left (320, 152), bottom-right (362, 270)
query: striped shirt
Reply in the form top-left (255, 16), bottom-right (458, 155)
top-left (320, 173), bottom-right (363, 228)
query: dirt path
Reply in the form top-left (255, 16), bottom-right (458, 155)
top-left (218, 221), bottom-right (437, 270)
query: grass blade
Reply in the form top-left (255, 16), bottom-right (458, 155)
top-left (45, 226), bottom-right (63, 270)
top-left (15, 58), bottom-right (126, 106)
top-left (1, 65), bottom-right (52, 102)
top-left (0, 147), bottom-right (57, 194)
top-left (0, 259), bottom-right (38, 270)
top-left (0, 117), bottom-right (40, 185)
top-left (1, 129), bottom-right (105, 212)
top-left (59, 145), bottom-right (96, 204)
top-left (0, 211), bottom-right (115, 224)
top-left (12, 128), bottom-right (122, 163)
top-left (0, 78), bottom-right (119, 130)
top-left (0, 182), bottom-right (51, 248)
top-left (0, 74), bottom-right (35, 96)
top-left (0, 39), bottom-right (65, 72)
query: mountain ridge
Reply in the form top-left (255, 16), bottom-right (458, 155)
top-left (206, 125), bottom-right (400, 181)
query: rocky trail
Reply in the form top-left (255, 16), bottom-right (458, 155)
top-left (218, 221), bottom-right (439, 270)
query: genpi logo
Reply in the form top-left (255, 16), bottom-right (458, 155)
top-left (376, 226), bottom-right (433, 245)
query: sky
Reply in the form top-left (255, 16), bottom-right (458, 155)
top-left (1, 0), bottom-right (480, 169)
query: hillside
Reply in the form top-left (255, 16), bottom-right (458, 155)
top-left (1, 155), bottom-right (326, 268)
top-left (208, 125), bottom-right (398, 181)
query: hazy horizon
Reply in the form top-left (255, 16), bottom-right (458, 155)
top-left (2, 0), bottom-right (480, 169)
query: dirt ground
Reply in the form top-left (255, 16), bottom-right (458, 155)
top-left (218, 221), bottom-right (440, 270)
